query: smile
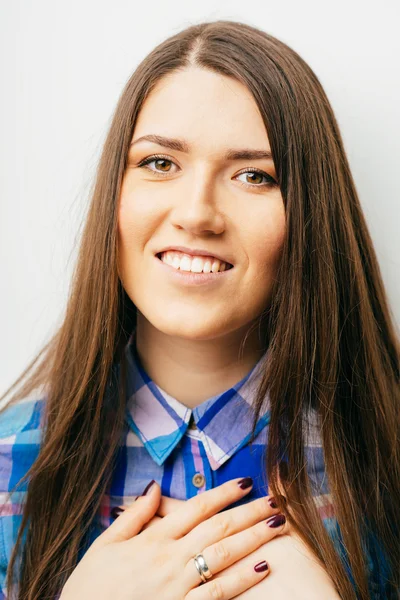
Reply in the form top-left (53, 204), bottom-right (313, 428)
top-left (157, 250), bottom-right (233, 274)
top-left (155, 252), bottom-right (235, 287)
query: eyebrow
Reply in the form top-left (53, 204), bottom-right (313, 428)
top-left (129, 134), bottom-right (273, 162)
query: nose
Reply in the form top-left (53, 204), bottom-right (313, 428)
top-left (170, 167), bottom-right (225, 236)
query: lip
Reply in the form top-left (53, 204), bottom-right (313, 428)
top-left (155, 254), bottom-right (234, 286)
top-left (155, 246), bottom-right (233, 266)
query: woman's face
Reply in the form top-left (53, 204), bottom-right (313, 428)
top-left (117, 66), bottom-right (286, 341)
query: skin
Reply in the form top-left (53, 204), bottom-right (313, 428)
top-left (117, 66), bottom-right (286, 408)
top-left (116, 67), bottom-right (340, 597)
top-left (155, 494), bottom-right (340, 599)
top-left (120, 492), bottom-right (340, 599)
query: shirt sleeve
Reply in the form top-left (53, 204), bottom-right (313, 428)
top-left (0, 519), bottom-right (8, 599)
top-left (321, 512), bottom-right (398, 599)
top-left (304, 415), bottom-right (398, 599)
top-left (363, 526), bottom-right (399, 599)
top-left (0, 398), bottom-right (45, 600)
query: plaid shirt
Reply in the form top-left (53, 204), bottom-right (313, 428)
top-left (0, 330), bottom-right (392, 598)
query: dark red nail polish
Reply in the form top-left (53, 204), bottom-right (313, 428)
top-left (268, 495), bottom-right (287, 509)
top-left (254, 560), bottom-right (269, 573)
top-left (266, 513), bottom-right (286, 528)
top-left (142, 479), bottom-right (156, 496)
top-left (111, 506), bottom-right (124, 519)
top-left (238, 477), bottom-right (253, 490)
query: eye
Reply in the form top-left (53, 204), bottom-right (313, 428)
top-left (235, 168), bottom-right (277, 189)
top-left (137, 154), bottom-right (278, 189)
top-left (137, 154), bottom-right (176, 174)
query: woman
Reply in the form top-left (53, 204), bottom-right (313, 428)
top-left (0, 19), bottom-right (399, 600)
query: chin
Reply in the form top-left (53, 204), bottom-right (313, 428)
top-left (144, 311), bottom-right (233, 341)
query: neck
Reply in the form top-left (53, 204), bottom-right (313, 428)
top-left (134, 312), bottom-right (269, 409)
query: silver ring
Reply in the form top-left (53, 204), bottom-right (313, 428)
top-left (193, 552), bottom-right (213, 584)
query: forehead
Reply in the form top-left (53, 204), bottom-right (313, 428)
top-left (132, 67), bottom-right (271, 156)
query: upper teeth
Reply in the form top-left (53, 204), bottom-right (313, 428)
top-left (160, 251), bottom-right (230, 273)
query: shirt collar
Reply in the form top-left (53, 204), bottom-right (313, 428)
top-left (124, 330), bottom-right (271, 470)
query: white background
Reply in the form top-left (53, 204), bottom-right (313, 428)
top-left (1, 0), bottom-right (399, 395)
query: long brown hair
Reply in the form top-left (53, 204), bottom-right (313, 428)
top-left (1, 19), bottom-right (399, 599)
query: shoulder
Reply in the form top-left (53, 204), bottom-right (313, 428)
top-left (0, 396), bottom-right (46, 593)
top-left (0, 396), bottom-right (45, 439)
top-left (0, 395), bottom-right (46, 495)
top-left (0, 394), bottom-right (46, 502)
top-left (0, 394), bottom-right (46, 498)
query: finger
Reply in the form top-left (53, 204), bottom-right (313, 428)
top-left (157, 495), bottom-right (186, 516)
top-left (141, 514), bottom-right (163, 530)
top-left (90, 481), bottom-right (161, 550)
top-left (183, 512), bottom-right (286, 588)
top-left (118, 495), bottom-right (185, 516)
top-left (141, 496), bottom-right (186, 529)
top-left (144, 477), bottom-right (255, 542)
top-left (266, 493), bottom-right (287, 511)
top-left (185, 556), bottom-right (271, 600)
top-left (181, 495), bottom-right (280, 557)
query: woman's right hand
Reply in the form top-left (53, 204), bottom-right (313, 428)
top-left (60, 477), bottom-right (287, 600)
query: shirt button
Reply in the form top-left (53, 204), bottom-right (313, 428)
top-left (192, 473), bottom-right (205, 487)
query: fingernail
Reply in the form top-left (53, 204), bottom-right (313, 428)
top-left (254, 560), bottom-right (269, 573)
top-left (268, 495), bottom-right (287, 509)
top-left (266, 514), bottom-right (286, 528)
top-left (237, 477), bottom-right (253, 490)
top-left (141, 479), bottom-right (156, 497)
top-left (111, 506), bottom-right (124, 519)
top-left (134, 479), bottom-right (156, 501)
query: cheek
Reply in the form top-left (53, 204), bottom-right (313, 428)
top-left (117, 208), bottom-right (136, 270)
top-left (117, 194), bottom-right (145, 287)
top-left (118, 191), bottom-right (143, 239)
top-left (117, 190), bottom-right (158, 259)
top-left (249, 212), bottom-right (286, 278)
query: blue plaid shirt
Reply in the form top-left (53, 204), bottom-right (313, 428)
top-left (0, 330), bottom-right (393, 598)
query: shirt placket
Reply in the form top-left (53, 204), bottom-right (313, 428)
top-left (185, 418), bottom-right (212, 497)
